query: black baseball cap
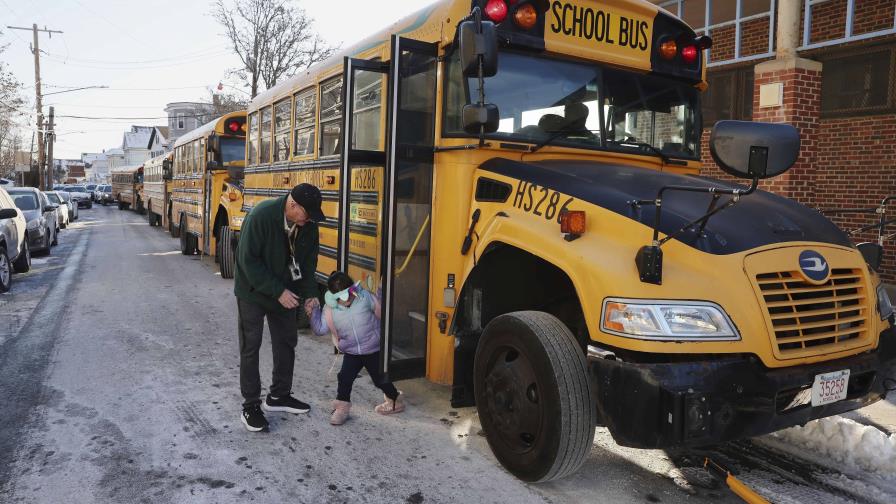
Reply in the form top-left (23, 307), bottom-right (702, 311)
top-left (290, 183), bottom-right (325, 222)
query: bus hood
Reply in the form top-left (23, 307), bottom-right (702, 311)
top-left (479, 158), bottom-right (851, 255)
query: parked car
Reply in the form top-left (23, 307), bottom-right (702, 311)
top-left (45, 191), bottom-right (70, 229)
top-left (0, 186), bottom-right (30, 292)
top-left (7, 187), bottom-right (58, 255)
top-left (58, 191), bottom-right (78, 221)
top-left (61, 185), bottom-right (93, 209)
top-left (84, 184), bottom-right (98, 202)
top-left (99, 185), bottom-right (113, 205)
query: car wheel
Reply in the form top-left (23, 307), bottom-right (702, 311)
top-left (474, 311), bottom-right (594, 482)
top-left (13, 239), bottom-right (30, 273)
top-left (51, 226), bottom-right (58, 246)
top-left (0, 245), bottom-right (11, 293)
top-left (219, 226), bottom-right (235, 279)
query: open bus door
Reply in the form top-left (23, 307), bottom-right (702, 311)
top-left (338, 37), bottom-right (438, 382)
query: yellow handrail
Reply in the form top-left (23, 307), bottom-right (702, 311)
top-left (394, 215), bottom-right (431, 278)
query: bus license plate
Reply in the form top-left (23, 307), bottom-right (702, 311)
top-left (811, 369), bottom-right (850, 406)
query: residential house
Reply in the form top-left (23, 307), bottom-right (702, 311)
top-left (165, 102), bottom-right (215, 145)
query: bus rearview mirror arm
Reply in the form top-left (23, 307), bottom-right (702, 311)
top-left (459, 7), bottom-right (499, 145)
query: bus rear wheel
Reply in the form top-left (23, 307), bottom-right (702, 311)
top-left (218, 226), bottom-right (235, 279)
top-left (474, 311), bottom-right (594, 483)
top-left (179, 216), bottom-right (197, 255)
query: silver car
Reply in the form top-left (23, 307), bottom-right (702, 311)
top-left (58, 191), bottom-right (78, 221)
top-left (0, 186), bottom-right (30, 292)
top-left (45, 191), bottom-right (70, 229)
top-left (7, 187), bottom-right (59, 255)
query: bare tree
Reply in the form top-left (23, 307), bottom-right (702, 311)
top-left (0, 36), bottom-right (27, 180)
top-left (213, 0), bottom-right (336, 98)
top-left (206, 87), bottom-right (250, 117)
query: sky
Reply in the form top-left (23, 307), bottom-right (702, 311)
top-left (2, 0), bottom-right (434, 159)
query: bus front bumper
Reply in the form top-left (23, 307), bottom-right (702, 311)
top-left (589, 328), bottom-right (896, 449)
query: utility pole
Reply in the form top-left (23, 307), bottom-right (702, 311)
top-left (46, 106), bottom-right (55, 190)
top-left (7, 24), bottom-right (63, 190)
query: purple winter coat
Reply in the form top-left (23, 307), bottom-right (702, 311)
top-left (310, 288), bottom-right (381, 355)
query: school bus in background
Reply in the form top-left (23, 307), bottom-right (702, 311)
top-left (244, 0), bottom-right (896, 482)
top-left (110, 165), bottom-right (144, 212)
top-left (170, 111), bottom-right (246, 278)
top-left (143, 152), bottom-right (172, 228)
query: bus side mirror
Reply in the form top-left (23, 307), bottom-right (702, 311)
top-left (458, 19), bottom-right (497, 78)
top-left (162, 160), bottom-right (172, 180)
top-left (710, 121), bottom-right (800, 179)
top-left (207, 160), bottom-right (221, 171)
top-left (462, 103), bottom-right (499, 134)
top-left (207, 134), bottom-right (220, 154)
top-left (857, 242), bottom-right (883, 271)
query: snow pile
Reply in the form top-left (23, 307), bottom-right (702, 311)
top-left (761, 416), bottom-right (896, 477)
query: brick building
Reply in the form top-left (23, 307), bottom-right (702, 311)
top-left (651, 0), bottom-right (896, 280)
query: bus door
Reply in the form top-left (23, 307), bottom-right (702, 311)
top-left (379, 37), bottom-right (438, 381)
top-left (338, 58), bottom-right (389, 314)
top-left (203, 169), bottom-right (213, 254)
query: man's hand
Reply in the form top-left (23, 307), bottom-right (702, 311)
top-left (278, 289), bottom-right (300, 309)
top-left (304, 297), bottom-right (319, 317)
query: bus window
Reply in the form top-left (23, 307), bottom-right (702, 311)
top-left (273, 98), bottom-right (291, 162)
top-left (319, 77), bottom-right (343, 157)
top-left (351, 70), bottom-right (383, 151)
top-left (221, 137), bottom-right (245, 163)
top-left (247, 112), bottom-right (258, 165)
top-left (293, 87), bottom-right (316, 157)
top-left (260, 107), bottom-right (273, 164)
top-left (196, 139), bottom-right (204, 173)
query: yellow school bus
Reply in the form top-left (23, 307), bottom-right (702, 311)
top-left (110, 165), bottom-right (144, 212)
top-left (170, 111), bottom-right (247, 277)
top-left (143, 152), bottom-right (172, 228)
top-left (244, 0), bottom-right (896, 482)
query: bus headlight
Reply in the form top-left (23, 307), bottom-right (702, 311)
top-left (877, 285), bottom-right (893, 321)
top-left (601, 298), bottom-right (739, 341)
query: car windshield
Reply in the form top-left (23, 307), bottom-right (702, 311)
top-left (10, 192), bottom-right (38, 210)
top-left (59, 192), bottom-right (71, 202)
top-left (221, 137), bottom-right (245, 164)
top-left (46, 193), bottom-right (61, 204)
top-left (86, 184), bottom-right (97, 190)
top-left (445, 49), bottom-right (700, 159)
top-left (70, 186), bottom-right (86, 191)
top-left (103, 186), bottom-right (111, 192)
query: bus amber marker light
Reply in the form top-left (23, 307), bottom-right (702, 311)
top-left (659, 39), bottom-right (677, 60)
top-left (513, 3), bottom-right (537, 29)
top-left (559, 210), bottom-right (585, 239)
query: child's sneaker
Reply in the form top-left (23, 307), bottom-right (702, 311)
top-left (374, 393), bottom-right (405, 415)
top-left (330, 400), bottom-right (351, 425)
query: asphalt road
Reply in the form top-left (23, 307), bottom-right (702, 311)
top-left (0, 205), bottom-right (892, 504)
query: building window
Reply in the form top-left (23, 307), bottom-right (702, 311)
top-left (177, 113), bottom-right (185, 129)
top-left (319, 77), bottom-right (343, 157)
top-left (293, 87), bottom-right (316, 158)
top-left (273, 98), bottom-right (291, 162)
top-left (820, 44), bottom-right (895, 117)
top-left (703, 66), bottom-right (754, 126)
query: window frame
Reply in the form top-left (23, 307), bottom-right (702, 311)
top-left (318, 75), bottom-right (344, 158)
top-left (702, 64), bottom-right (755, 127)
top-left (815, 41), bottom-right (896, 118)
top-left (259, 106), bottom-right (273, 165)
top-left (273, 97), bottom-right (292, 163)
top-left (292, 86), bottom-right (318, 159)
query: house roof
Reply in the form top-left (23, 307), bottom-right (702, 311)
top-left (123, 126), bottom-right (154, 150)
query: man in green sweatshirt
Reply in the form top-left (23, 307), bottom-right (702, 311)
top-left (234, 183), bottom-right (323, 432)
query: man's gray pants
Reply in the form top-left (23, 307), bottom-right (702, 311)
top-left (237, 297), bottom-right (298, 408)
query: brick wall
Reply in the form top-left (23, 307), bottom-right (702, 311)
top-left (699, 0), bottom-right (896, 282)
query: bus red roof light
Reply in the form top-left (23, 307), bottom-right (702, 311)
top-left (681, 45), bottom-right (698, 63)
top-left (485, 0), bottom-right (508, 23)
top-left (227, 120), bottom-right (240, 133)
top-left (513, 3), bottom-right (537, 30)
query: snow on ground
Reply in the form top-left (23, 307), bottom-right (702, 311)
top-left (756, 416), bottom-right (896, 503)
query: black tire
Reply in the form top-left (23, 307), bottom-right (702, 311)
top-left (219, 226), bottom-right (235, 279)
top-left (118, 200), bottom-right (125, 210)
top-left (179, 215), bottom-right (196, 255)
top-left (0, 245), bottom-right (10, 293)
top-left (135, 198), bottom-right (144, 214)
top-left (87, 202), bottom-right (93, 209)
top-left (12, 239), bottom-right (30, 273)
top-left (44, 228), bottom-right (52, 254)
top-left (51, 226), bottom-right (58, 246)
top-left (169, 211), bottom-right (180, 238)
top-left (147, 208), bottom-right (155, 226)
top-left (474, 311), bottom-right (594, 482)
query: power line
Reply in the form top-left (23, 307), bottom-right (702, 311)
top-left (41, 46), bottom-right (228, 65)
top-left (58, 113), bottom-right (212, 120)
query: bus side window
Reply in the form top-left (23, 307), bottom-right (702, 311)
top-left (273, 98), bottom-right (291, 162)
top-left (260, 107), bottom-right (273, 164)
top-left (247, 112), bottom-right (258, 166)
top-left (319, 76), bottom-right (343, 157)
top-left (293, 87), bottom-right (316, 158)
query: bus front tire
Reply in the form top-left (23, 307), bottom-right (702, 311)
top-left (474, 311), bottom-right (594, 483)
top-left (169, 213), bottom-right (180, 238)
top-left (219, 226), bottom-right (235, 279)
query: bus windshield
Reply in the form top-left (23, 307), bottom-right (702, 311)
top-left (221, 137), bottom-right (245, 164)
top-left (445, 50), bottom-right (700, 159)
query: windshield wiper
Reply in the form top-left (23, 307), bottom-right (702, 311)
top-left (607, 140), bottom-right (687, 166)
top-left (529, 128), bottom-right (599, 153)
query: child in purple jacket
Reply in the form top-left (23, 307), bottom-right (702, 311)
top-left (307, 271), bottom-right (404, 425)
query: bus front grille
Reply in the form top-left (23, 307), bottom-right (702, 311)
top-left (755, 268), bottom-right (870, 358)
